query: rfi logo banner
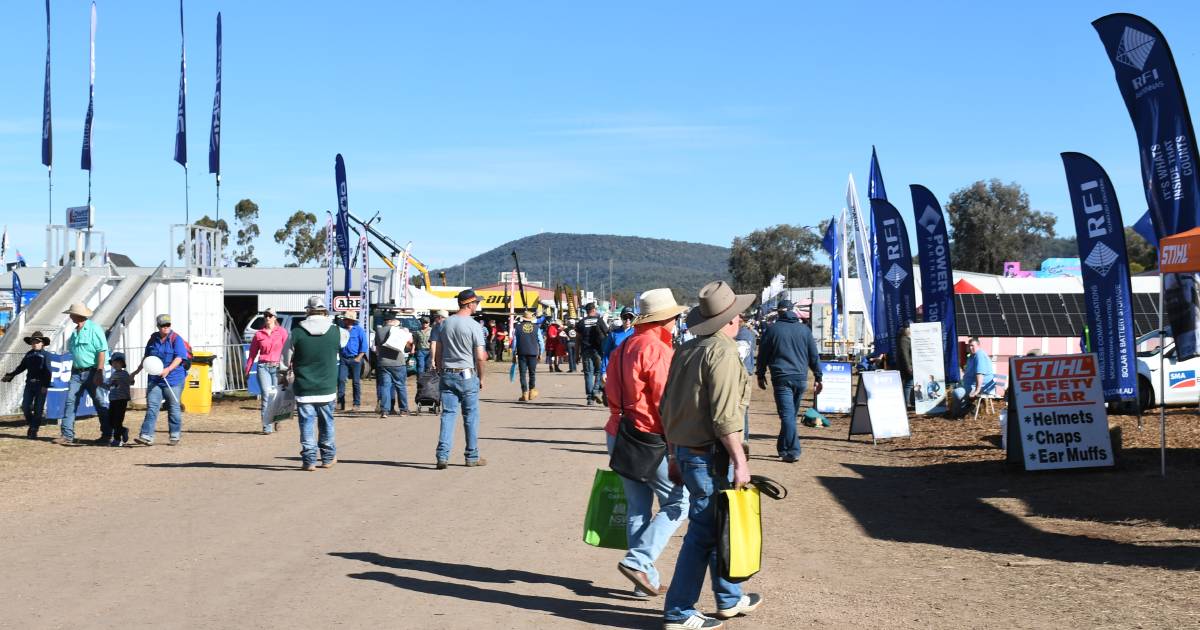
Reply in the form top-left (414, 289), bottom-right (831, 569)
top-left (1094, 14), bottom-right (1200, 361)
top-left (816, 361), bottom-right (853, 414)
top-left (1009, 354), bottom-right (1114, 471)
top-left (1061, 152), bottom-right (1138, 401)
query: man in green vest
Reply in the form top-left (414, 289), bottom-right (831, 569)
top-left (282, 296), bottom-right (341, 471)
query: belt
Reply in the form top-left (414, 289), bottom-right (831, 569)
top-left (439, 367), bottom-right (474, 375)
top-left (70, 367), bottom-right (95, 373)
top-left (259, 361), bottom-right (280, 368)
top-left (687, 446), bottom-right (714, 455)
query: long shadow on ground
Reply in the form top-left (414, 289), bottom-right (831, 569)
top-left (140, 461), bottom-right (295, 471)
top-left (330, 552), bottom-right (655, 628)
top-left (819, 457), bottom-right (1200, 570)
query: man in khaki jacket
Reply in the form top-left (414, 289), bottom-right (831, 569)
top-left (659, 281), bottom-right (762, 630)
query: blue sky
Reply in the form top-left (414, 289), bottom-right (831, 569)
top-left (2, 1), bottom-right (1199, 271)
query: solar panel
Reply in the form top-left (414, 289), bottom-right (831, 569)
top-left (950, 291), bottom-right (1161, 338)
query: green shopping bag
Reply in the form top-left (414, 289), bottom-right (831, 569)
top-left (583, 469), bottom-right (628, 549)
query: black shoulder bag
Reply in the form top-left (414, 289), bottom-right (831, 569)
top-left (608, 343), bottom-right (667, 483)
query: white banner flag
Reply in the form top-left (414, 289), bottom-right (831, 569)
top-left (846, 173), bottom-right (873, 337)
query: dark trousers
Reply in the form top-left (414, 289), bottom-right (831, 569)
top-left (493, 339), bottom-right (507, 362)
top-left (518, 355), bottom-right (538, 391)
top-left (581, 348), bottom-right (602, 396)
top-left (109, 399), bottom-right (129, 439)
top-left (338, 358), bottom-right (363, 406)
top-left (567, 344), bottom-right (577, 371)
top-left (772, 375), bottom-right (806, 459)
top-left (21, 384), bottom-right (47, 436)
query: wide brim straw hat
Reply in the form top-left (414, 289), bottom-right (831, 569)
top-left (685, 281), bottom-right (755, 336)
top-left (23, 330), bottom-right (51, 345)
top-left (342, 310), bottom-right (359, 321)
top-left (63, 302), bottom-right (93, 318)
top-left (633, 288), bottom-right (687, 325)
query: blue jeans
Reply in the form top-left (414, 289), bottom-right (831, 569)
top-left (338, 358), bottom-right (362, 406)
top-left (298, 401), bottom-right (336, 465)
top-left (517, 355), bottom-right (538, 391)
top-left (567, 344), bottom-right (577, 371)
top-left (415, 349), bottom-right (430, 374)
top-left (62, 368), bottom-right (111, 441)
top-left (140, 380), bottom-right (184, 441)
top-left (378, 366), bottom-right (409, 412)
top-left (605, 434), bottom-right (689, 589)
top-left (582, 348), bottom-right (601, 396)
top-left (664, 446), bottom-right (742, 621)
top-left (772, 375), bottom-right (806, 459)
top-left (436, 371), bottom-right (480, 463)
top-left (256, 365), bottom-right (279, 432)
top-left (21, 384), bottom-right (47, 434)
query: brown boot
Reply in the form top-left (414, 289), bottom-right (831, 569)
top-left (529, 388), bottom-right (539, 400)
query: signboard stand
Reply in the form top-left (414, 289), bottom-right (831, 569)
top-left (816, 361), bottom-right (853, 414)
top-left (848, 370), bottom-right (911, 444)
top-left (1004, 354), bottom-right (1115, 472)
top-left (911, 322), bottom-right (946, 415)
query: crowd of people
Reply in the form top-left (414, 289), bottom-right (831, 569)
top-left (1, 277), bottom-right (1005, 629)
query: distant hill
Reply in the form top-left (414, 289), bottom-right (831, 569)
top-left (427, 233), bottom-right (730, 302)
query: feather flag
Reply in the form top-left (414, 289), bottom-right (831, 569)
top-left (208, 12), bottom-right (221, 177)
top-left (846, 175), bottom-right (873, 337)
top-left (42, 0), bottom-right (52, 168)
top-left (80, 2), bottom-right (95, 171)
top-left (174, 0), bottom-right (187, 167)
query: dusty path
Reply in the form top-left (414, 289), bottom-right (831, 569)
top-left (1, 363), bottom-right (1197, 629)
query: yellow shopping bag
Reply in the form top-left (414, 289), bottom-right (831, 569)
top-left (717, 476), bottom-right (786, 582)
top-left (718, 487), bottom-right (762, 581)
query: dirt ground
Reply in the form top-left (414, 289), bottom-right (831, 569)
top-left (0, 364), bottom-right (1197, 629)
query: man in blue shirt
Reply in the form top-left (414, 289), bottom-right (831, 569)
top-left (132, 314), bottom-right (189, 446)
top-left (952, 337), bottom-right (995, 418)
top-left (337, 310), bottom-right (368, 412)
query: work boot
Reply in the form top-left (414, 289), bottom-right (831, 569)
top-left (529, 389), bottom-right (539, 400)
top-left (518, 391), bottom-right (528, 402)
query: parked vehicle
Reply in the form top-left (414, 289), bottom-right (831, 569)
top-left (1135, 330), bottom-right (1199, 410)
top-left (242, 312), bottom-right (306, 344)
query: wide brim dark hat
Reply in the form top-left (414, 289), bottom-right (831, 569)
top-left (23, 331), bottom-right (51, 345)
top-left (685, 281), bottom-right (755, 337)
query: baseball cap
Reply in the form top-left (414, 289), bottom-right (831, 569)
top-left (457, 289), bottom-right (479, 305)
top-left (620, 307), bottom-right (634, 319)
top-left (777, 299), bottom-right (794, 311)
top-left (155, 314), bottom-right (172, 327)
top-left (306, 296), bottom-right (326, 311)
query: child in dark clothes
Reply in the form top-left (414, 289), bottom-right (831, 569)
top-left (2, 331), bottom-right (53, 439)
top-left (105, 352), bottom-right (132, 447)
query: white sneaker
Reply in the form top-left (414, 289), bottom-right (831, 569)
top-left (714, 593), bottom-right (763, 619)
top-left (663, 614), bottom-right (723, 629)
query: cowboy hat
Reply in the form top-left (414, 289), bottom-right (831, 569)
top-left (23, 330), bottom-right (51, 345)
top-left (342, 309), bottom-right (359, 321)
top-left (633, 288), bottom-right (687, 325)
top-left (63, 302), bottom-right (93, 318)
top-left (685, 281), bottom-right (755, 336)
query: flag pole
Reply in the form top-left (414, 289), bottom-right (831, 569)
top-left (48, 168), bottom-right (53, 226)
top-left (184, 165), bottom-right (190, 226)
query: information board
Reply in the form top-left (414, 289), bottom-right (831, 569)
top-left (816, 361), bottom-right (853, 414)
top-left (1007, 354), bottom-right (1114, 471)
top-left (66, 205), bottom-right (93, 230)
top-left (911, 322), bottom-right (946, 415)
top-left (332, 295), bottom-right (362, 312)
top-left (848, 370), bottom-right (910, 441)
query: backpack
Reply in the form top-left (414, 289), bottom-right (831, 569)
top-left (151, 331), bottom-right (194, 371)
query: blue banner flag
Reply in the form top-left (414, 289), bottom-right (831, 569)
top-left (868, 146), bottom-right (888, 201)
top-left (173, 0), bottom-right (187, 167)
top-left (334, 154), bottom-right (351, 293)
top-left (80, 2), bottom-right (95, 171)
top-left (1061, 152), bottom-right (1139, 401)
top-left (42, 0), bottom-right (52, 168)
top-left (822, 216), bottom-right (841, 340)
top-left (869, 199), bottom-right (916, 359)
top-left (12, 272), bottom-right (23, 316)
top-left (910, 185), bottom-right (960, 383)
top-left (1132, 208), bottom-right (1158, 249)
top-left (208, 12), bottom-right (221, 176)
top-left (1094, 13), bottom-right (1200, 359)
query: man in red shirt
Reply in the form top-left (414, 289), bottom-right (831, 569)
top-left (604, 288), bottom-right (689, 597)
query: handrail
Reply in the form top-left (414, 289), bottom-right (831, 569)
top-left (106, 262), bottom-right (167, 344)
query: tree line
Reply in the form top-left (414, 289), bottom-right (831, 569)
top-left (727, 179), bottom-right (1158, 293)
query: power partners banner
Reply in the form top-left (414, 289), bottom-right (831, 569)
top-left (1061, 152), bottom-right (1138, 401)
top-left (910, 185), bottom-right (960, 383)
top-left (1094, 13), bottom-right (1200, 359)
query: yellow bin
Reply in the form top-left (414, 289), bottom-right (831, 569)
top-left (180, 351), bottom-right (215, 414)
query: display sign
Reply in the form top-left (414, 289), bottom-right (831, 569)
top-left (44, 353), bottom-right (98, 420)
top-left (1006, 354), bottom-right (1114, 471)
top-left (332, 295), bottom-right (362, 312)
top-left (66, 205), bottom-right (93, 230)
top-left (911, 322), bottom-right (946, 414)
top-left (816, 361), bottom-right (853, 414)
top-left (848, 370), bottom-right (910, 441)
